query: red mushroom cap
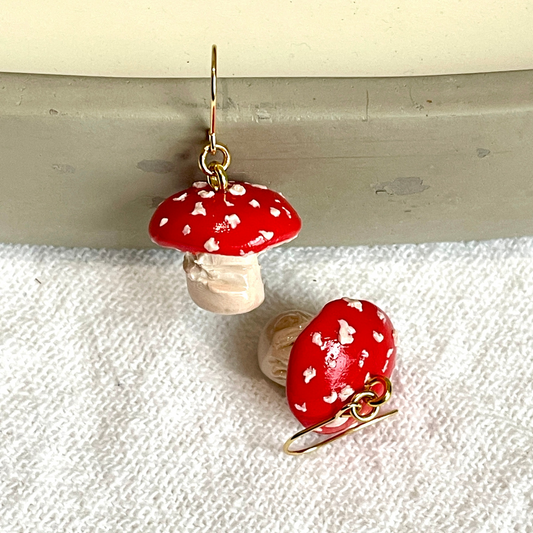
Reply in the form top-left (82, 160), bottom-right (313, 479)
top-left (149, 181), bottom-right (301, 255)
top-left (286, 298), bottom-right (396, 434)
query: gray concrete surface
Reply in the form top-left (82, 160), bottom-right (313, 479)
top-left (0, 71), bottom-right (532, 248)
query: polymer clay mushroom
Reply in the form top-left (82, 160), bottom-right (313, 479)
top-left (258, 298), bottom-right (397, 447)
top-left (149, 181), bottom-right (301, 315)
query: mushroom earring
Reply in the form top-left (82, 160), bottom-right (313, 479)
top-left (149, 46), bottom-right (302, 315)
top-left (257, 298), bottom-right (399, 455)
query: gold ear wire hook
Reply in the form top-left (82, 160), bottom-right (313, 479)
top-left (198, 45), bottom-right (231, 188)
top-left (283, 376), bottom-right (398, 456)
top-left (209, 44), bottom-right (217, 155)
top-left (283, 410), bottom-right (398, 456)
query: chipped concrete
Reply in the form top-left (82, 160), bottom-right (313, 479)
top-left (372, 177), bottom-right (430, 196)
top-left (136, 160), bottom-right (174, 174)
top-left (477, 148), bottom-right (491, 158)
top-left (408, 87), bottom-right (425, 111)
top-left (255, 108), bottom-right (272, 122)
top-left (363, 90), bottom-right (370, 122)
top-left (51, 163), bottom-right (76, 174)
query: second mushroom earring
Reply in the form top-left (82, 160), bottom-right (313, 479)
top-left (149, 46), bottom-right (302, 315)
top-left (258, 298), bottom-right (398, 455)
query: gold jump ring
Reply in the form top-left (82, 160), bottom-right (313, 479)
top-left (198, 143), bottom-right (231, 177)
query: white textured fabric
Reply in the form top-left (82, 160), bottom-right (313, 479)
top-left (1, 238), bottom-right (532, 532)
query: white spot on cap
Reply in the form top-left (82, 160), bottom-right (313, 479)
top-left (365, 372), bottom-right (371, 383)
top-left (282, 207), bottom-right (292, 218)
top-left (312, 332), bottom-right (322, 346)
top-left (193, 181), bottom-right (207, 188)
top-left (204, 238), bottom-right (219, 252)
top-left (174, 193), bottom-right (187, 201)
top-left (294, 403), bottom-right (307, 412)
top-left (182, 225), bottom-right (191, 235)
top-left (229, 184), bottom-right (246, 196)
top-left (259, 230), bottom-right (274, 241)
top-left (192, 202), bottom-right (206, 216)
top-left (325, 342), bottom-right (341, 368)
top-left (377, 310), bottom-right (386, 321)
top-left (323, 392), bottom-right (338, 404)
top-left (159, 218), bottom-right (168, 227)
top-left (373, 331), bottom-right (384, 343)
top-left (225, 214), bottom-right (241, 229)
top-left (249, 199), bottom-right (260, 208)
top-left (339, 386), bottom-right (355, 401)
top-left (198, 190), bottom-right (215, 199)
top-left (387, 348), bottom-right (394, 358)
top-left (343, 298), bottom-right (363, 311)
top-left (224, 200), bottom-right (234, 207)
top-left (274, 199), bottom-right (281, 203)
top-left (303, 367), bottom-right (316, 384)
top-left (382, 360), bottom-right (389, 373)
top-left (338, 319), bottom-right (356, 345)
top-left (252, 183), bottom-right (268, 189)
top-left (270, 207), bottom-right (281, 217)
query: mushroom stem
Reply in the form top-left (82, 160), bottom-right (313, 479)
top-left (257, 310), bottom-right (314, 385)
top-left (183, 252), bottom-right (265, 315)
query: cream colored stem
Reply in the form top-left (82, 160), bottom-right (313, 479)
top-left (257, 309), bottom-right (314, 386)
top-left (183, 252), bottom-right (264, 315)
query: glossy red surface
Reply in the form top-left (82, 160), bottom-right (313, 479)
top-left (149, 181), bottom-right (301, 256)
top-left (286, 298), bottom-right (396, 432)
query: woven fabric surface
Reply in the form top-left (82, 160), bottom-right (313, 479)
top-left (1, 238), bottom-right (532, 532)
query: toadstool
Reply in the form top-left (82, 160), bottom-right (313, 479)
top-left (149, 180), bottom-right (301, 315)
top-left (258, 298), bottom-right (396, 434)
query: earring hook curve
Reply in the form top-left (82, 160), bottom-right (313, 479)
top-left (283, 376), bottom-right (398, 456)
top-left (209, 44), bottom-right (217, 154)
top-left (198, 44), bottom-right (231, 187)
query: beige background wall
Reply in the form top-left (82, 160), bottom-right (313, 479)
top-left (1, 0), bottom-right (533, 78)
